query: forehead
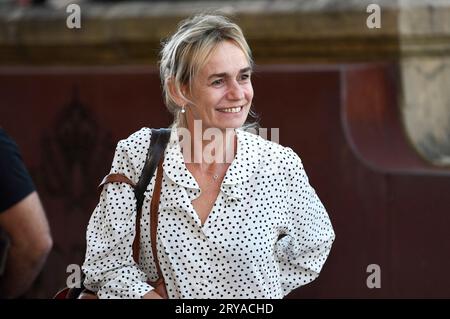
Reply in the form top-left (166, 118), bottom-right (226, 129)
top-left (200, 40), bottom-right (250, 75)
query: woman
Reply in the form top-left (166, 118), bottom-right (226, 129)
top-left (82, 13), bottom-right (335, 299)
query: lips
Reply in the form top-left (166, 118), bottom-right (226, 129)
top-left (216, 105), bottom-right (244, 113)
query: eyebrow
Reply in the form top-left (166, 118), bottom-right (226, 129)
top-left (207, 67), bottom-right (252, 81)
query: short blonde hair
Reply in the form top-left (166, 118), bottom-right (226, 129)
top-left (159, 13), bottom-right (254, 128)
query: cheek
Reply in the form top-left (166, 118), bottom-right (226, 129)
top-left (205, 89), bottom-right (227, 108)
top-left (194, 89), bottom-right (221, 112)
top-left (245, 84), bottom-right (254, 102)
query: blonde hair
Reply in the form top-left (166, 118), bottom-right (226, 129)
top-left (159, 13), bottom-right (256, 128)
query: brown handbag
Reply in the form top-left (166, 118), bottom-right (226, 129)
top-left (54, 128), bottom-right (171, 299)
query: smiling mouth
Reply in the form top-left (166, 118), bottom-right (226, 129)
top-left (216, 106), bottom-right (244, 113)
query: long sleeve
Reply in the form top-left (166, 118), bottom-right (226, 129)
top-left (82, 140), bottom-right (154, 299)
top-left (275, 147), bottom-right (335, 297)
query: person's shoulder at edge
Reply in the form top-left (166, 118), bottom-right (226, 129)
top-left (237, 128), bottom-right (301, 170)
top-left (110, 127), bottom-right (152, 184)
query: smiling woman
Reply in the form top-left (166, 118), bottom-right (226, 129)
top-left (159, 14), bottom-right (255, 131)
top-left (81, 13), bottom-right (335, 299)
top-left (173, 40), bottom-right (253, 132)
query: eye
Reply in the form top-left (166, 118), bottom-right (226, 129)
top-left (211, 79), bottom-right (224, 86)
top-left (240, 73), bottom-right (251, 81)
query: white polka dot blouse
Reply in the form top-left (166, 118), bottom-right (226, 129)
top-left (82, 127), bottom-right (335, 299)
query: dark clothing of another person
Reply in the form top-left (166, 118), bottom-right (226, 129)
top-left (0, 128), bottom-right (35, 213)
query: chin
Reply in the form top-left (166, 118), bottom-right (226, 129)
top-left (214, 114), bottom-right (249, 130)
top-left (216, 119), bottom-right (247, 130)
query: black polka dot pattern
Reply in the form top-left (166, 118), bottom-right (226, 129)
top-left (82, 127), bottom-right (335, 299)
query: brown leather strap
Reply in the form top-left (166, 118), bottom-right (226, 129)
top-left (99, 174), bottom-right (136, 188)
top-left (98, 173), bottom-right (141, 262)
top-left (151, 157), bottom-right (164, 281)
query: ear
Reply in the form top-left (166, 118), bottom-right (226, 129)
top-left (167, 77), bottom-right (188, 108)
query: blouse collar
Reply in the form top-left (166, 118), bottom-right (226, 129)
top-left (162, 127), bottom-right (261, 200)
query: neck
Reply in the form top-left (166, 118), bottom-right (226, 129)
top-left (178, 123), bottom-right (237, 167)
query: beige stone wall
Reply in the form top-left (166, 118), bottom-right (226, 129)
top-left (399, 2), bottom-right (450, 165)
top-left (400, 58), bottom-right (450, 165)
top-left (0, 0), bottom-right (400, 64)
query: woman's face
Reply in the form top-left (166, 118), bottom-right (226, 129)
top-left (185, 40), bottom-right (253, 131)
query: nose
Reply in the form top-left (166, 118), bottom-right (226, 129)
top-left (226, 80), bottom-right (244, 100)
